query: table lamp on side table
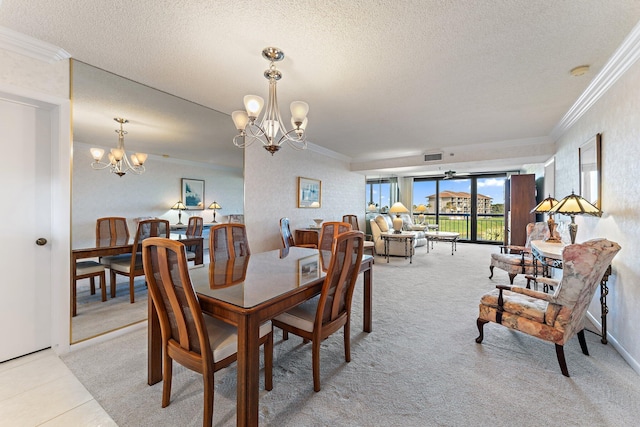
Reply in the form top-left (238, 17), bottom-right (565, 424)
top-left (171, 201), bottom-right (187, 225)
top-left (414, 204), bottom-right (428, 225)
top-left (389, 202), bottom-right (409, 234)
top-left (548, 191), bottom-right (602, 244)
top-left (208, 201), bottom-right (222, 223)
top-left (531, 195), bottom-right (561, 243)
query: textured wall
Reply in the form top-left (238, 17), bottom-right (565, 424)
top-left (244, 143), bottom-right (365, 253)
top-left (0, 49), bottom-right (69, 98)
top-left (554, 58), bottom-right (640, 371)
top-left (72, 142), bottom-right (243, 248)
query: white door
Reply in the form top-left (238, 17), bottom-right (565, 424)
top-left (0, 96), bottom-right (53, 362)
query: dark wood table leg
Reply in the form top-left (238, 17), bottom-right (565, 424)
top-left (363, 260), bottom-right (373, 332)
top-left (147, 297), bottom-right (163, 385)
top-left (236, 314), bottom-right (261, 427)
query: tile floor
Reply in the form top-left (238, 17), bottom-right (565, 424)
top-left (0, 349), bottom-right (116, 426)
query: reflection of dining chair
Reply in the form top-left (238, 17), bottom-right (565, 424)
top-left (209, 223), bottom-right (250, 262)
top-left (142, 237), bottom-right (273, 426)
top-left (96, 217), bottom-right (130, 267)
top-left (280, 217), bottom-right (317, 249)
top-left (477, 238), bottom-right (621, 377)
top-left (185, 216), bottom-right (204, 262)
top-left (342, 214), bottom-right (375, 258)
top-left (209, 256), bottom-right (250, 287)
top-left (109, 219), bottom-right (169, 303)
top-left (73, 261), bottom-right (106, 317)
top-left (318, 221), bottom-right (352, 252)
top-left (273, 231), bottom-right (364, 391)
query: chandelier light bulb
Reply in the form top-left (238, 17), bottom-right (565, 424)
top-left (243, 95), bottom-right (264, 118)
top-left (290, 101), bottom-right (309, 124)
top-left (90, 147), bottom-right (105, 162)
top-left (232, 110), bottom-right (249, 131)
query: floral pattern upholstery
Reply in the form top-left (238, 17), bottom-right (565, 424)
top-left (489, 222), bottom-right (560, 284)
top-left (477, 238), bottom-right (621, 376)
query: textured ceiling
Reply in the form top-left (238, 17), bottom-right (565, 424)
top-left (2, 0), bottom-right (640, 175)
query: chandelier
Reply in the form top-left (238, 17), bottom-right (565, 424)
top-left (231, 47), bottom-right (309, 155)
top-left (90, 118), bottom-right (148, 177)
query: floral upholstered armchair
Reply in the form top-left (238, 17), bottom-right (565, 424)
top-left (489, 222), bottom-right (561, 284)
top-left (476, 238), bottom-right (621, 377)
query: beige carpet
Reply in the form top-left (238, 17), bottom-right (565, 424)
top-left (62, 243), bottom-right (640, 426)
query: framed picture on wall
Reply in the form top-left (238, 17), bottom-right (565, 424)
top-left (298, 177), bottom-right (321, 208)
top-left (579, 133), bottom-right (601, 209)
top-left (182, 178), bottom-right (205, 210)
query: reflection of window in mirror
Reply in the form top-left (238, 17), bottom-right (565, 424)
top-left (579, 133), bottom-right (601, 209)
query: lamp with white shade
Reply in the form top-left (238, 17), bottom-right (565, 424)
top-left (414, 204), bottom-right (428, 224)
top-left (171, 201), bottom-right (187, 225)
top-left (548, 191), bottom-right (601, 244)
top-left (389, 202), bottom-right (409, 234)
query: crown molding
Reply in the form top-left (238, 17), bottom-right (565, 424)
top-left (0, 25), bottom-right (70, 63)
top-left (551, 20), bottom-right (640, 140)
top-left (306, 140), bottom-right (352, 163)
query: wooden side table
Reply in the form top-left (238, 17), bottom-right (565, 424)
top-left (295, 228), bottom-right (320, 246)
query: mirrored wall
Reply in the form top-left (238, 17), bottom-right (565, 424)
top-left (71, 60), bottom-right (243, 343)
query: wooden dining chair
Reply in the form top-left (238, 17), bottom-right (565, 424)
top-left (273, 230), bottom-right (364, 392)
top-left (342, 214), bottom-right (376, 258)
top-left (279, 217), bottom-right (317, 249)
top-left (186, 216), bottom-right (204, 236)
top-left (109, 219), bottom-right (169, 303)
top-left (96, 217), bottom-right (130, 267)
top-left (318, 221), bottom-right (352, 252)
top-left (209, 223), bottom-right (250, 262)
top-left (142, 237), bottom-right (273, 426)
top-left (185, 216), bottom-right (204, 262)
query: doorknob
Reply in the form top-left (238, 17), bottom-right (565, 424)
top-left (35, 238), bottom-right (48, 246)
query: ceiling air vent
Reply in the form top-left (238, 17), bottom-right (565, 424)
top-left (424, 152), bottom-right (443, 162)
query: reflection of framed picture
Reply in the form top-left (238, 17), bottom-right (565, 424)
top-left (298, 255), bottom-right (320, 286)
top-left (298, 177), bottom-right (321, 208)
top-left (579, 133), bottom-right (601, 209)
top-left (181, 178), bottom-right (205, 210)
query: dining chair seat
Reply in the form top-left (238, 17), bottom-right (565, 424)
top-left (185, 250), bottom-right (196, 261)
top-left (205, 316), bottom-right (272, 362)
top-left (109, 253), bottom-right (142, 274)
top-left (274, 296), bottom-right (320, 333)
top-left (99, 253), bottom-right (130, 268)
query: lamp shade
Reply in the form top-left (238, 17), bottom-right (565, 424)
top-left (171, 201), bottom-right (186, 210)
top-left (549, 191), bottom-right (601, 217)
top-left (531, 195), bottom-right (558, 213)
top-left (208, 202), bottom-right (221, 210)
top-left (389, 202), bottom-right (409, 214)
top-left (367, 203), bottom-right (377, 212)
top-left (414, 204), bottom-right (428, 213)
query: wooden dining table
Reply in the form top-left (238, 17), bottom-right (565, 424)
top-left (71, 234), bottom-right (204, 315)
top-left (147, 246), bottom-right (374, 427)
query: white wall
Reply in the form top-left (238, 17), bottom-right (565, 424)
top-left (72, 142), bottom-right (243, 248)
top-left (244, 143), bottom-right (365, 253)
top-left (554, 56), bottom-right (640, 372)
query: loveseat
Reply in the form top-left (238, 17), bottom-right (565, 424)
top-left (369, 214), bottom-right (427, 257)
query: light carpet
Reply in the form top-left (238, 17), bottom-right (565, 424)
top-left (62, 243), bottom-right (640, 426)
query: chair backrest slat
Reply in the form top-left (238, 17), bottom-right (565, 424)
top-left (186, 216), bottom-right (204, 236)
top-left (342, 215), bottom-right (360, 231)
top-left (209, 223), bottom-right (250, 262)
top-left (318, 221), bottom-right (352, 252)
top-left (316, 231), bottom-right (364, 326)
top-left (96, 217), bottom-right (130, 246)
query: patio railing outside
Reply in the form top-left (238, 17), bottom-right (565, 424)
top-left (418, 213), bottom-right (504, 242)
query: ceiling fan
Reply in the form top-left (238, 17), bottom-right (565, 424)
top-left (443, 170), bottom-right (456, 179)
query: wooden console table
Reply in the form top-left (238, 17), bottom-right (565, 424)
top-left (530, 240), bottom-right (612, 344)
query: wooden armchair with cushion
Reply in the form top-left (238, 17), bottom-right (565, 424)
top-left (489, 222), bottom-right (560, 284)
top-left (477, 238), bottom-right (621, 377)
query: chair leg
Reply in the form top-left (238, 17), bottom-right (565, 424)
top-left (555, 344), bottom-right (570, 377)
top-left (110, 270), bottom-right (117, 298)
top-left (282, 330), bottom-right (288, 341)
top-left (489, 266), bottom-right (494, 279)
top-left (202, 370), bottom-right (214, 427)
top-left (90, 277), bottom-right (96, 295)
top-left (475, 318), bottom-right (489, 343)
top-left (344, 321), bottom-right (351, 363)
top-left (312, 338), bottom-right (322, 392)
top-left (264, 331), bottom-right (273, 391)
top-left (129, 276), bottom-right (135, 304)
top-left (162, 354), bottom-right (173, 407)
top-left (577, 329), bottom-right (590, 356)
top-left (99, 271), bottom-right (107, 302)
